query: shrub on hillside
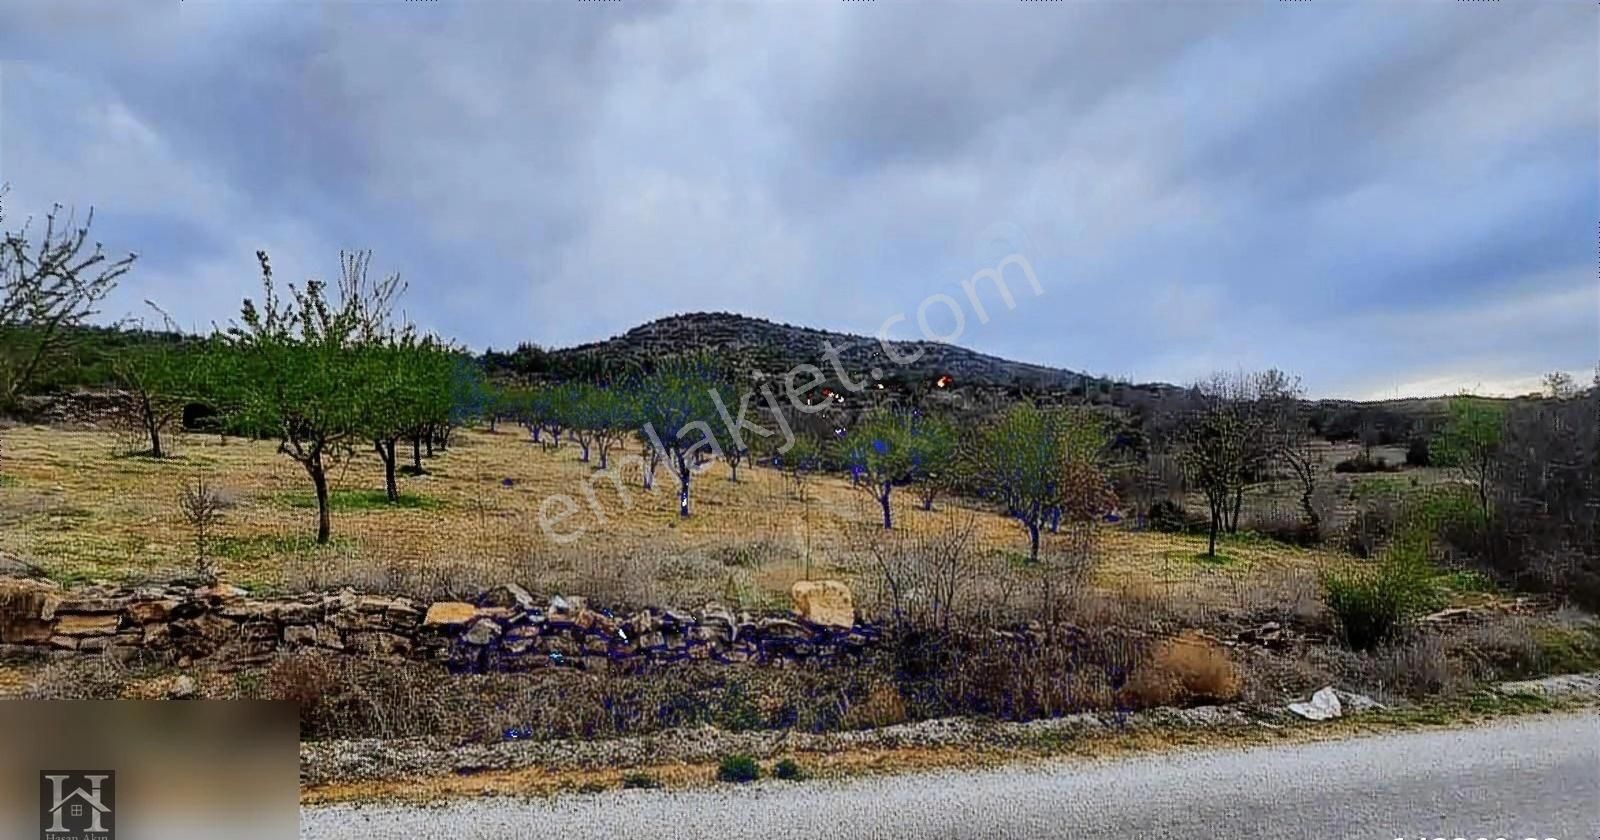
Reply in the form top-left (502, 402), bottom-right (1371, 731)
top-left (772, 758), bottom-right (805, 781)
top-left (716, 754), bottom-right (760, 784)
top-left (1323, 538), bottom-right (1441, 651)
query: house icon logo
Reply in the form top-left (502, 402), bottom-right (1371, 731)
top-left (39, 771), bottom-right (115, 839)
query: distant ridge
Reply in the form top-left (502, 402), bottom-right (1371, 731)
top-left (552, 311), bottom-right (1092, 391)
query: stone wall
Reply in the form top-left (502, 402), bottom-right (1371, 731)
top-left (0, 577), bottom-right (881, 672)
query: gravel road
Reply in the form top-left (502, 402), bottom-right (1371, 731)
top-left (302, 712), bottom-right (1600, 839)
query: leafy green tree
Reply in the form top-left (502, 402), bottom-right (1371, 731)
top-left (852, 410), bottom-right (957, 528)
top-left (364, 337), bottom-right (454, 502)
top-left (1432, 395), bottom-right (1506, 525)
top-left (586, 384), bottom-right (637, 470)
top-left (775, 432), bottom-right (825, 501)
top-left (969, 404), bottom-right (1113, 562)
top-left (561, 383), bottom-right (602, 463)
top-left (635, 353), bottom-right (732, 517)
top-left (208, 250), bottom-right (405, 544)
top-left (909, 415), bottom-right (958, 512)
top-left (111, 315), bottom-right (207, 458)
top-left (854, 411), bottom-right (914, 529)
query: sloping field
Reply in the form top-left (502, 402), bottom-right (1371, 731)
top-left (0, 424), bottom-right (1337, 614)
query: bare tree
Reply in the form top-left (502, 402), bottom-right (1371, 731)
top-left (1542, 370), bottom-right (1579, 400)
top-left (1, 192), bottom-right (139, 404)
top-left (1177, 370), bottom-right (1300, 555)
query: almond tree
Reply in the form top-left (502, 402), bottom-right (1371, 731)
top-left (1176, 370), bottom-right (1294, 556)
top-left (969, 404), bottom-right (1114, 562)
top-left (1, 195), bottom-right (138, 406)
top-left (635, 353), bottom-right (732, 517)
top-left (853, 409), bottom-right (957, 528)
top-left (365, 337), bottom-right (455, 502)
top-left (210, 250), bottom-right (404, 544)
top-left (112, 334), bottom-right (201, 459)
top-left (1433, 394), bottom-right (1506, 527)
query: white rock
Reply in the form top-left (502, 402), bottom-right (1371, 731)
top-left (1288, 686), bottom-right (1342, 721)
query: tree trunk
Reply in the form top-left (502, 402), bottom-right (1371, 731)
top-left (309, 457), bottom-right (331, 545)
top-left (677, 457), bottom-right (691, 517)
top-left (411, 436), bottom-right (424, 472)
top-left (375, 439), bottom-right (398, 503)
top-left (879, 483), bottom-right (893, 529)
top-left (1028, 521), bottom-right (1041, 563)
top-left (578, 440), bottom-right (590, 462)
top-left (1300, 488), bottom-right (1319, 539)
top-left (488, 415), bottom-right (498, 433)
top-left (1207, 506), bottom-right (1220, 557)
top-left (425, 431), bottom-right (434, 458)
top-left (1227, 487), bottom-right (1243, 533)
top-left (145, 409), bottom-right (164, 459)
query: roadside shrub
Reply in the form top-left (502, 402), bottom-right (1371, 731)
top-left (841, 679), bottom-right (908, 730)
top-left (1119, 632), bottom-right (1241, 708)
top-left (716, 754), bottom-right (760, 784)
top-left (1371, 634), bottom-right (1466, 700)
top-left (620, 771), bottom-right (662, 790)
top-left (1323, 540), bottom-right (1441, 651)
top-left (772, 758), bottom-right (805, 781)
top-left (1451, 617), bottom-right (1546, 681)
top-left (1528, 622), bottom-right (1600, 675)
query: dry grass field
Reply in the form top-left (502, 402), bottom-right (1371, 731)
top-left (0, 423), bottom-right (1343, 618)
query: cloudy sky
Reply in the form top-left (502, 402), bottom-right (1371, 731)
top-left (1, 1), bottom-right (1594, 399)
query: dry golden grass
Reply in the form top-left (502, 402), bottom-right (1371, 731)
top-left (1119, 631), bottom-right (1243, 708)
top-left (0, 424), bottom-right (1341, 609)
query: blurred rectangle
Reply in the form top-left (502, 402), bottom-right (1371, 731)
top-left (0, 700), bottom-right (298, 840)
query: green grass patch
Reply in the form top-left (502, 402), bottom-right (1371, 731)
top-left (1217, 530), bottom-right (1279, 549)
top-left (1351, 475), bottom-right (1410, 500)
top-left (1165, 549), bottom-right (1238, 567)
top-left (44, 567), bottom-right (100, 588)
top-left (276, 488), bottom-right (445, 512)
top-left (213, 533), bottom-right (354, 563)
top-left (1435, 569), bottom-right (1497, 595)
top-left (1530, 624), bottom-right (1600, 674)
top-left (0, 473), bottom-right (18, 487)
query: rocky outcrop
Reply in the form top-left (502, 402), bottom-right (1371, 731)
top-left (0, 577), bottom-right (880, 673)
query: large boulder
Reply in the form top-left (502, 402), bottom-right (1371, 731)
top-left (790, 580), bottom-right (855, 629)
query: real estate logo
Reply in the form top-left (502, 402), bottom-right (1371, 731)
top-left (39, 771), bottom-right (115, 839)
